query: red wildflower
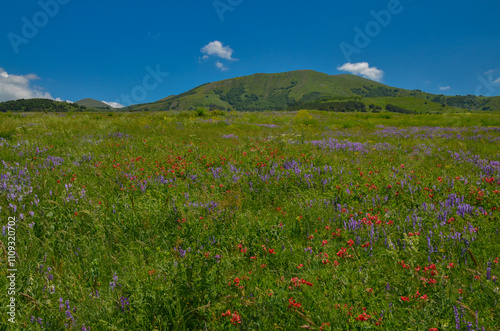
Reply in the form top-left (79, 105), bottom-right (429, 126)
top-left (230, 311), bottom-right (241, 324)
top-left (320, 323), bottom-right (330, 330)
top-left (337, 247), bottom-right (348, 258)
top-left (355, 312), bottom-right (371, 321)
top-left (288, 297), bottom-right (302, 309)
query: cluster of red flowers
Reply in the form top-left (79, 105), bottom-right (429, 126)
top-left (397, 260), bottom-right (411, 269)
top-left (289, 277), bottom-right (313, 289)
top-left (418, 277), bottom-right (437, 285)
top-left (482, 176), bottom-right (495, 184)
top-left (288, 297), bottom-right (302, 309)
top-left (337, 247), bottom-right (348, 258)
top-left (230, 276), bottom-right (249, 289)
top-left (355, 312), bottom-right (372, 321)
top-left (237, 244), bottom-right (247, 253)
top-left (413, 290), bottom-right (428, 300)
top-left (415, 263), bottom-right (439, 277)
top-left (261, 245), bottom-right (276, 254)
top-left (331, 228), bottom-right (342, 237)
top-left (221, 310), bottom-right (241, 325)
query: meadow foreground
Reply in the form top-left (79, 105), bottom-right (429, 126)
top-left (1, 110), bottom-right (499, 330)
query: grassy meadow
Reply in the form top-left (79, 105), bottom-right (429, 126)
top-left (1, 110), bottom-right (500, 330)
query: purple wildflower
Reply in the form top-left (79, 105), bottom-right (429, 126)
top-left (453, 305), bottom-right (460, 329)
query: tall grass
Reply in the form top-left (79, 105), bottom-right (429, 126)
top-left (0, 111), bottom-right (499, 330)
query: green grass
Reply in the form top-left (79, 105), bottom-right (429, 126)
top-left (0, 110), bottom-right (499, 330)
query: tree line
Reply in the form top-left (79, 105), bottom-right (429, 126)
top-left (0, 99), bottom-right (90, 112)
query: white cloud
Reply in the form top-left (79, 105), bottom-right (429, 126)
top-left (201, 41), bottom-right (236, 61)
top-left (0, 67), bottom-right (54, 102)
top-left (482, 69), bottom-right (500, 84)
top-left (215, 62), bottom-right (228, 71)
top-left (55, 97), bottom-right (74, 103)
top-left (102, 101), bottom-right (124, 108)
top-left (439, 86), bottom-right (451, 91)
top-left (337, 62), bottom-right (384, 82)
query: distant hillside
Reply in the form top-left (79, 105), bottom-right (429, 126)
top-left (128, 70), bottom-right (500, 113)
top-left (0, 98), bottom-right (85, 112)
top-left (3, 71), bottom-right (498, 114)
top-left (75, 98), bottom-right (113, 109)
top-left (129, 70), bottom-right (386, 111)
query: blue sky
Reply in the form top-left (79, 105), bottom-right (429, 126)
top-left (1, 0), bottom-right (499, 106)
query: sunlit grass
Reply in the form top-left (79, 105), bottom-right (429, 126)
top-left (0, 110), bottom-right (499, 330)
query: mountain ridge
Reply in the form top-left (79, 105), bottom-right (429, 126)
top-left (1, 70), bottom-right (499, 113)
top-left (127, 70), bottom-right (500, 112)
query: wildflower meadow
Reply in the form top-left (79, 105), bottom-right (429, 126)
top-left (1, 110), bottom-right (499, 330)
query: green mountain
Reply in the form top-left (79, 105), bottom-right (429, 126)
top-left (0, 98), bottom-right (85, 112)
top-left (128, 70), bottom-right (500, 113)
top-left (75, 98), bottom-right (113, 109)
top-left (2, 71), bottom-right (498, 114)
